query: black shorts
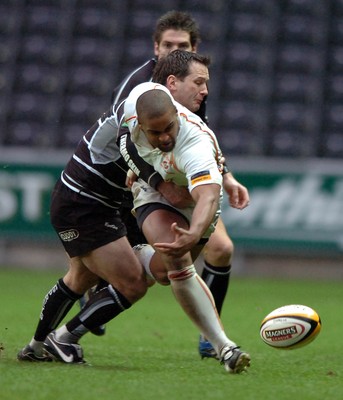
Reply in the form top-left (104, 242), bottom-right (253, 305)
top-left (50, 180), bottom-right (145, 257)
top-left (135, 203), bottom-right (189, 231)
top-left (135, 203), bottom-right (208, 245)
top-left (120, 205), bottom-right (146, 247)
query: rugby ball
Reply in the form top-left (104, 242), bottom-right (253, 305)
top-left (260, 304), bottom-right (321, 349)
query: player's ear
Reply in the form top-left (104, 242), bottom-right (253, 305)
top-left (153, 42), bottom-right (160, 57)
top-left (166, 75), bottom-right (177, 91)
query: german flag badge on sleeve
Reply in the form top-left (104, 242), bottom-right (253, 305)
top-left (191, 170), bottom-right (211, 185)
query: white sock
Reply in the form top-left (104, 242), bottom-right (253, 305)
top-left (168, 265), bottom-right (236, 355)
top-left (54, 325), bottom-right (79, 343)
top-left (133, 244), bottom-right (155, 281)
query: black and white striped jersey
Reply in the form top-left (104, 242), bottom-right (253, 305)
top-left (60, 59), bottom-right (157, 209)
top-left (59, 57), bottom-right (208, 210)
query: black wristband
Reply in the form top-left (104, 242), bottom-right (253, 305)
top-left (222, 163), bottom-right (230, 175)
top-left (148, 172), bottom-right (163, 190)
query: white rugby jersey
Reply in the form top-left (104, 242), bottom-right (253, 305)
top-left (125, 82), bottom-right (223, 194)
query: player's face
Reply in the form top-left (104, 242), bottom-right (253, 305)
top-left (139, 108), bottom-right (179, 152)
top-left (154, 29), bottom-right (196, 59)
top-left (170, 62), bottom-right (209, 112)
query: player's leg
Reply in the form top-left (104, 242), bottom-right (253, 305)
top-left (197, 217), bottom-right (234, 358)
top-left (18, 180), bottom-right (141, 362)
top-left (43, 237), bottom-right (150, 363)
top-left (140, 208), bottom-right (250, 373)
top-left (201, 218), bottom-right (233, 314)
top-left (141, 207), bottom-right (225, 342)
top-left (78, 279), bottom-right (107, 336)
top-left (17, 258), bottom-right (99, 361)
top-left (77, 204), bottom-right (148, 336)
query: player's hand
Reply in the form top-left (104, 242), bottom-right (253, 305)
top-left (126, 169), bottom-right (138, 188)
top-left (223, 172), bottom-right (250, 209)
top-left (218, 155), bottom-right (226, 174)
top-left (153, 222), bottom-right (198, 257)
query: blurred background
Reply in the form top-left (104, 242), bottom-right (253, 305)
top-left (0, 0), bottom-right (342, 278)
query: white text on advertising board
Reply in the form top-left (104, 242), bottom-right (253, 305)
top-left (223, 175), bottom-right (343, 230)
top-left (0, 172), bottom-right (54, 221)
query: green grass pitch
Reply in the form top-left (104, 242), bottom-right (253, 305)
top-left (0, 268), bottom-right (342, 400)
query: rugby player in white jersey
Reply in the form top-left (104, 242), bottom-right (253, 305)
top-left (123, 81), bottom-right (250, 373)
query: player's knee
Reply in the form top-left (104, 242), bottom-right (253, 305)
top-left (153, 271), bottom-right (170, 286)
top-left (206, 237), bottom-right (234, 266)
top-left (64, 266), bottom-right (99, 294)
top-left (118, 276), bottom-right (149, 303)
top-left (222, 238), bottom-right (234, 258)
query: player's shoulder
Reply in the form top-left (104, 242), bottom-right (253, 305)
top-left (112, 58), bottom-right (157, 105)
top-left (177, 109), bottom-right (217, 150)
top-left (122, 58), bottom-right (156, 89)
top-left (178, 106), bottom-right (211, 133)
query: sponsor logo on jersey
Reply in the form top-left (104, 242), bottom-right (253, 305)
top-left (119, 134), bottom-right (141, 176)
top-left (160, 154), bottom-right (172, 171)
top-left (59, 229), bottom-right (79, 242)
top-left (191, 170), bottom-right (211, 185)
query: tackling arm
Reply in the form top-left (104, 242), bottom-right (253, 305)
top-left (119, 131), bottom-right (193, 208)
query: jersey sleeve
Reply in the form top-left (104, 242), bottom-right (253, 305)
top-left (87, 107), bottom-right (122, 163)
top-left (111, 59), bottom-right (156, 106)
top-left (178, 131), bottom-right (223, 193)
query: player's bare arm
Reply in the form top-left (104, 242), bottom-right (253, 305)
top-left (154, 183), bottom-right (220, 257)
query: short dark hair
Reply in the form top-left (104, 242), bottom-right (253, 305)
top-left (137, 90), bottom-right (175, 121)
top-left (152, 50), bottom-right (211, 85)
top-left (153, 10), bottom-right (201, 48)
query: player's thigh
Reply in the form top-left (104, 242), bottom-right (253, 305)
top-left (80, 237), bottom-right (148, 302)
top-left (82, 237), bottom-right (143, 281)
top-left (141, 208), bottom-right (189, 244)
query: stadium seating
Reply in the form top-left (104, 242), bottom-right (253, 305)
top-left (0, 0), bottom-right (342, 158)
